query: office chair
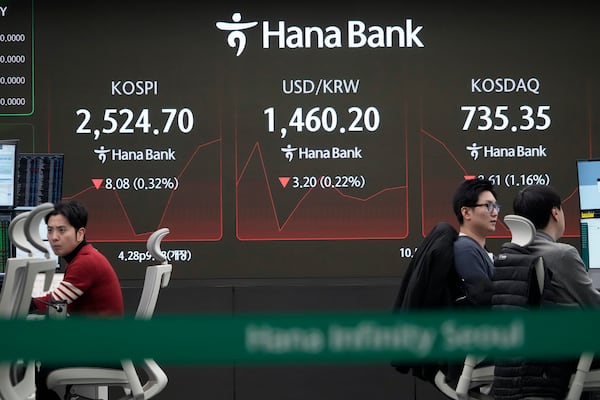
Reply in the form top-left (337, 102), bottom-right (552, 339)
top-left (0, 203), bottom-right (57, 400)
top-left (495, 215), bottom-right (596, 400)
top-left (46, 227), bottom-right (172, 400)
top-left (495, 216), bottom-right (600, 400)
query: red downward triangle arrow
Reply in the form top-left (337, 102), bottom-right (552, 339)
top-left (278, 177), bottom-right (290, 188)
top-left (463, 175), bottom-right (476, 180)
top-left (92, 179), bottom-right (104, 189)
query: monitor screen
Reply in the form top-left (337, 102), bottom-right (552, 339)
top-left (576, 159), bottom-right (600, 217)
top-left (577, 160), bottom-right (600, 271)
top-left (16, 153), bottom-right (65, 207)
top-left (580, 218), bottom-right (600, 270)
top-left (0, 139), bottom-right (18, 209)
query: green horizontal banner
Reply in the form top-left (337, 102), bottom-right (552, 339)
top-left (1, 308), bottom-right (598, 364)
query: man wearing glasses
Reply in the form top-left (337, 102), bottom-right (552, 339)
top-left (451, 178), bottom-right (500, 307)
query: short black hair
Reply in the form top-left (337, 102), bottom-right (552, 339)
top-left (452, 178), bottom-right (497, 225)
top-left (513, 184), bottom-right (562, 229)
top-left (44, 200), bottom-right (88, 230)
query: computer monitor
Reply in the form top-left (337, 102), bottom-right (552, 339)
top-left (0, 139), bottom-right (18, 209)
top-left (16, 153), bottom-right (64, 207)
top-left (576, 160), bottom-right (600, 286)
top-left (577, 159), bottom-right (600, 216)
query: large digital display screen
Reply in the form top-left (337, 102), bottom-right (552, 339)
top-left (1, 1), bottom-right (598, 279)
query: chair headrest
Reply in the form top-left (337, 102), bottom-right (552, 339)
top-left (147, 228), bottom-right (170, 264)
top-left (24, 202), bottom-right (55, 258)
top-left (503, 214), bottom-right (536, 246)
top-left (8, 211), bottom-right (32, 256)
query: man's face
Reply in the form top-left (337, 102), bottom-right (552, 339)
top-left (47, 214), bottom-right (85, 256)
top-left (463, 190), bottom-right (499, 235)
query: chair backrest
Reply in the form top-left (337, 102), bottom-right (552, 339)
top-left (0, 204), bottom-right (56, 318)
top-left (0, 258), bottom-right (29, 318)
top-left (493, 214), bottom-right (544, 309)
top-left (130, 229), bottom-right (172, 398)
top-left (7, 211), bottom-right (32, 257)
top-left (136, 264), bottom-right (172, 320)
top-left (0, 258), bottom-right (57, 319)
top-left (121, 229), bottom-right (172, 398)
top-left (24, 202), bottom-right (55, 257)
top-left (504, 214), bottom-right (544, 293)
top-left (0, 212), bottom-right (34, 317)
top-left (136, 228), bottom-right (172, 319)
top-left (0, 204), bottom-right (56, 400)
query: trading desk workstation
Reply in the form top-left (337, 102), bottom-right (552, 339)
top-left (0, 203), bottom-right (172, 400)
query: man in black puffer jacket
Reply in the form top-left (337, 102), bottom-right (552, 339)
top-left (492, 232), bottom-right (577, 399)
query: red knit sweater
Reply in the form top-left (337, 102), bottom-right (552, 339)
top-left (34, 243), bottom-right (124, 316)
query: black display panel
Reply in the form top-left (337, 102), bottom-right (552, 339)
top-left (1, 1), bottom-right (598, 279)
top-left (16, 153), bottom-right (64, 207)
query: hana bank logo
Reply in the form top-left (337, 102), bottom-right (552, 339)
top-left (216, 12), bottom-right (258, 56)
top-left (466, 143), bottom-right (483, 160)
top-left (94, 146), bottom-right (111, 164)
top-left (216, 11), bottom-right (424, 56)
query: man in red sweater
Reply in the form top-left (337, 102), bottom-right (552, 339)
top-left (32, 200), bottom-right (124, 399)
top-left (32, 200), bottom-right (123, 316)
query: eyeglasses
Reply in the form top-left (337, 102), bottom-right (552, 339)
top-left (472, 202), bottom-right (501, 213)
